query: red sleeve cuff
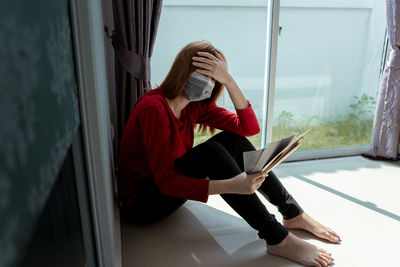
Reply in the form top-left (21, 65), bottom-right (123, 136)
top-left (235, 99), bottom-right (252, 112)
top-left (235, 100), bottom-right (260, 136)
top-left (195, 178), bottom-right (209, 203)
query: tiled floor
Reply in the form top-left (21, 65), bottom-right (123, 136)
top-left (121, 156), bottom-right (400, 267)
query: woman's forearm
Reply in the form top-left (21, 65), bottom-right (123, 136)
top-left (192, 51), bottom-right (249, 110)
top-left (224, 77), bottom-right (248, 110)
top-left (208, 179), bottom-right (234, 195)
top-left (208, 171), bottom-right (268, 195)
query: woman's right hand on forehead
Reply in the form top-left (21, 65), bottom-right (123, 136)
top-left (192, 51), bottom-right (233, 86)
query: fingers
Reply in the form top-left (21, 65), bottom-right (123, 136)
top-left (249, 171), bottom-right (268, 184)
top-left (243, 172), bottom-right (267, 193)
top-left (262, 169), bottom-right (269, 176)
top-left (195, 69), bottom-right (212, 77)
top-left (214, 50), bottom-right (225, 61)
top-left (254, 176), bottom-right (265, 184)
top-left (195, 51), bottom-right (224, 63)
top-left (192, 61), bottom-right (213, 70)
top-left (192, 55), bottom-right (218, 75)
top-left (251, 175), bottom-right (265, 191)
top-left (257, 171), bottom-right (269, 179)
top-left (193, 51), bottom-right (231, 85)
top-left (254, 178), bottom-right (265, 189)
top-left (192, 56), bottom-right (213, 64)
top-left (197, 51), bottom-right (218, 60)
top-left (192, 55), bottom-right (216, 79)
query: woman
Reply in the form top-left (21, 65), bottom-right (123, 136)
top-left (118, 41), bottom-right (340, 267)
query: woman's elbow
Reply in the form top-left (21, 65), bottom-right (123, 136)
top-left (157, 179), bottom-right (173, 196)
top-left (243, 124), bottom-right (260, 136)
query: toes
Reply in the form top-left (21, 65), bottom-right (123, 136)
top-left (319, 254), bottom-right (330, 264)
top-left (320, 253), bottom-right (332, 260)
top-left (325, 232), bottom-right (340, 243)
top-left (316, 229), bottom-right (339, 243)
top-left (328, 229), bottom-right (341, 241)
top-left (320, 254), bottom-right (332, 265)
top-left (327, 228), bottom-right (338, 235)
top-left (318, 248), bottom-right (331, 256)
top-left (316, 257), bottom-right (328, 266)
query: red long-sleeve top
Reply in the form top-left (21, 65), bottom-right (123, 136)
top-left (118, 87), bottom-right (260, 208)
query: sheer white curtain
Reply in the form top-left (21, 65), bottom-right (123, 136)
top-left (366, 0), bottom-right (400, 159)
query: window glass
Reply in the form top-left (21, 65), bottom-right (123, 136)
top-left (151, 1), bottom-right (269, 148)
top-left (272, 1), bottom-right (386, 150)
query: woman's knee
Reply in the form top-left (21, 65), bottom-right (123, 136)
top-left (196, 141), bottom-right (241, 173)
top-left (211, 131), bottom-right (255, 150)
top-left (178, 140), bottom-right (242, 179)
top-left (176, 141), bottom-right (231, 170)
top-left (214, 131), bottom-right (244, 141)
top-left (199, 140), bottom-right (230, 157)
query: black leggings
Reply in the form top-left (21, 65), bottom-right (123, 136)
top-left (122, 131), bottom-right (303, 245)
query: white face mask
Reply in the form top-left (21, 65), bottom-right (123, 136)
top-left (183, 72), bottom-right (215, 102)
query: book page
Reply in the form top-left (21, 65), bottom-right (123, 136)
top-left (243, 129), bottom-right (311, 174)
top-left (261, 129), bottom-right (310, 171)
top-left (252, 135), bottom-right (294, 173)
top-left (243, 149), bottom-right (263, 173)
top-left (262, 142), bottom-right (301, 173)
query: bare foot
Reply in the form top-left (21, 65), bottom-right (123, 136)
top-left (267, 232), bottom-right (333, 267)
top-left (283, 212), bottom-right (340, 243)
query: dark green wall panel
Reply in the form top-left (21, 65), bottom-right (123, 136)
top-left (18, 147), bottom-right (86, 267)
top-left (0, 0), bottom-right (80, 266)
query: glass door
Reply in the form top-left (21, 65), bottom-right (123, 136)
top-left (267, 0), bottom-right (387, 159)
top-left (151, 0), bottom-right (270, 148)
top-left (152, 0), bottom-right (387, 160)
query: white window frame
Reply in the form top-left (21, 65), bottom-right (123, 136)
top-left (262, 0), bottom-right (385, 161)
top-left (69, 0), bottom-right (122, 266)
top-left (261, 0), bottom-right (280, 147)
top-left (163, 0), bottom-right (378, 160)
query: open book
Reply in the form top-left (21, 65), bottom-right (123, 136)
top-left (243, 129), bottom-right (311, 174)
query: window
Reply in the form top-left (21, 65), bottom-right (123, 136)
top-left (151, 0), bottom-right (269, 148)
top-left (152, 0), bottom-right (387, 158)
top-left (272, 0), bottom-right (386, 155)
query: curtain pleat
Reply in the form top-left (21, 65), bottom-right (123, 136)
top-left (112, 0), bottom-right (163, 153)
top-left (365, 0), bottom-right (400, 160)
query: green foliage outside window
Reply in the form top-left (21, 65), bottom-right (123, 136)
top-left (194, 94), bottom-right (376, 150)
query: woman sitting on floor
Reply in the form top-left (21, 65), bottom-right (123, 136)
top-left (118, 41), bottom-right (340, 267)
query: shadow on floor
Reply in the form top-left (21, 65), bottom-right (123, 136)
top-left (121, 201), bottom-right (301, 267)
top-left (291, 174), bottom-right (400, 222)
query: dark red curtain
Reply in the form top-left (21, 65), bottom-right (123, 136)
top-left (112, 0), bottom-right (163, 149)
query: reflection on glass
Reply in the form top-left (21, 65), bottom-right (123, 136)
top-left (272, 1), bottom-right (386, 150)
top-left (151, 2), bottom-right (268, 149)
